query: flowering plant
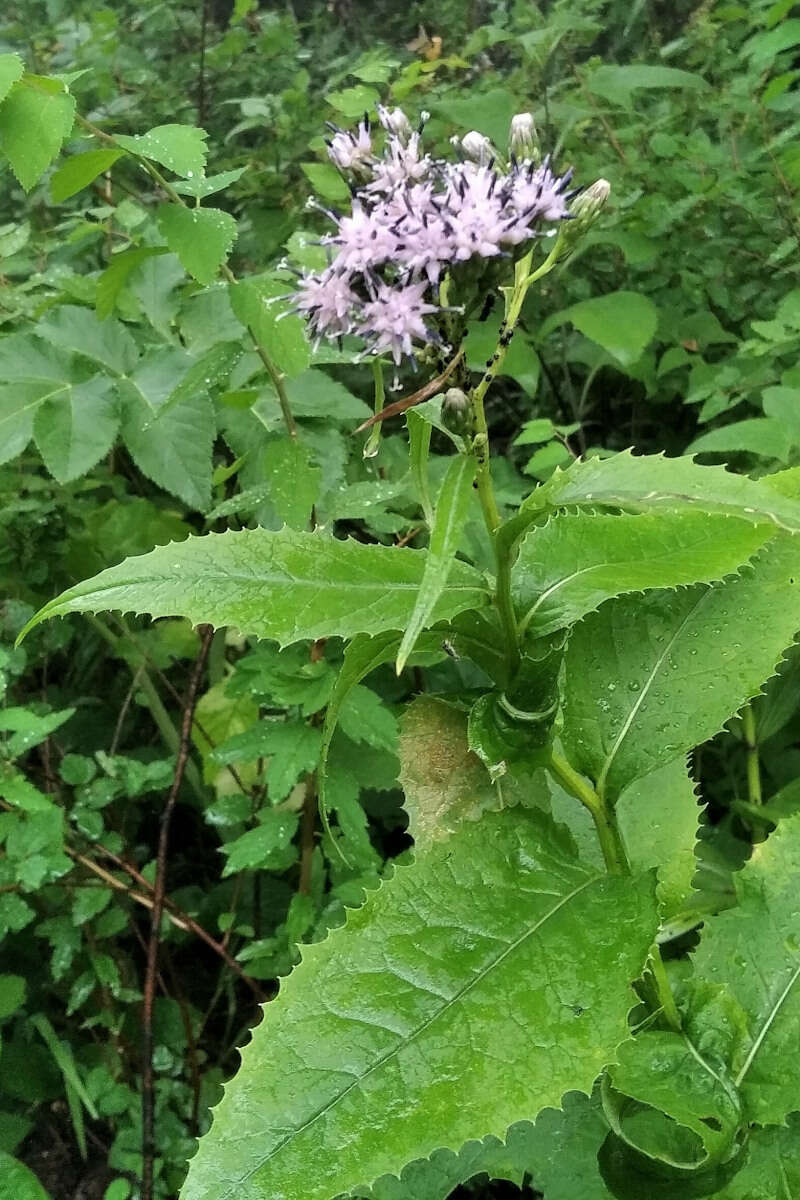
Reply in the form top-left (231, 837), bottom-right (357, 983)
top-left (16, 89), bottom-right (800, 1200)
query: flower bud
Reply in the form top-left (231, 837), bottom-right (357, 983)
top-left (441, 387), bottom-right (473, 437)
top-left (377, 105), bottom-right (412, 142)
top-left (552, 179), bottom-right (611, 263)
top-left (569, 178), bottom-right (611, 226)
top-left (461, 130), bottom-right (495, 166)
top-left (509, 112), bottom-right (537, 160)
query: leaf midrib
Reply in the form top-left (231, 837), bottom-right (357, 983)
top-left (596, 590), bottom-right (713, 797)
top-left (735, 959), bottom-right (800, 1089)
top-left (228, 873), bottom-right (597, 1198)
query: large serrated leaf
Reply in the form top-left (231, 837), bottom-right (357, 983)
top-left (33, 377), bottom-right (118, 483)
top-left (359, 1092), bottom-right (612, 1200)
top-left (181, 808), bottom-right (657, 1200)
top-left (561, 534), bottom-right (800, 801)
top-left (513, 509), bottom-right (772, 637)
top-left (20, 529), bottom-right (488, 645)
top-left (0, 75), bottom-right (76, 192)
top-left (519, 451), bottom-right (800, 531)
top-left (692, 816), bottom-right (800, 1125)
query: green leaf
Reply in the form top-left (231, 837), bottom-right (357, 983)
top-left (220, 810), bottom-right (300, 876)
top-left (693, 816), bottom-right (800, 1125)
top-left (261, 437), bottom-right (321, 530)
top-left (182, 807), bottom-right (657, 1200)
top-left (157, 205), bottom-right (237, 285)
top-left (0, 54), bottom-right (23, 105)
top-left (617, 760), bottom-right (699, 919)
top-left (518, 451), bottom-right (800, 533)
top-left (33, 377), bottom-right (119, 483)
top-left (0, 75), bottom-right (76, 191)
top-left (585, 64), bottom-right (708, 106)
top-left (229, 278), bottom-right (311, 379)
top-left (0, 706), bottom-right (74, 758)
top-left (0, 975), bottom-right (26, 1022)
top-left (396, 455), bottom-right (476, 673)
top-left (114, 123), bottom-right (208, 178)
top-left (153, 342), bottom-right (241, 423)
top-left (50, 149), bottom-right (124, 203)
top-left (399, 695), bottom-right (541, 848)
top-left (715, 1117), bottom-right (800, 1198)
top-left (688, 417), bottom-right (795, 461)
top-left (212, 720), bottom-right (321, 802)
top-left (21, 529), bottom-right (488, 645)
top-left (0, 381), bottom-right (62, 464)
top-left (95, 247), bottom-right (167, 320)
top-left (173, 167), bottom-right (247, 199)
top-left (0, 1153), bottom-right (52, 1200)
top-left (119, 348), bottom-right (215, 510)
top-left (562, 534), bottom-right (800, 801)
top-left (361, 1093), bottom-right (612, 1200)
top-left (605, 1031), bottom-right (741, 1173)
top-left (545, 292), bottom-right (657, 367)
top-left (300, 161), bottom-right (351, 204)
top-left (513, 510), bottom-right (771, 638)
top-left (36, 304), bottom-right (138, 376)
top-left (407, 411), bottom-right (433, 526)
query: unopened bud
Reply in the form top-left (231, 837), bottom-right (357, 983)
top-left (509, 112), bottom-right (537, 160)
top-left (441, 387), bottom-right (472, 437)
top-left (553, 179), bottom-right (611, 263)
top-left (377, 105), bottom-right (412, 142)
top-left (570, 178), bottom-right (611, 226)
top-left (461, 130), bottom-right (495, 166)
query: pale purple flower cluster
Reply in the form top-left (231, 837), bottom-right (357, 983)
top-left (295, 107), bottom-right (576, 365)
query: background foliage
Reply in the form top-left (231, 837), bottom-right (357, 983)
top-left (2, 0), bottom-right (800, 1197)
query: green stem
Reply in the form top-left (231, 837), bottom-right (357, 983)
top-left (741, 702), bottom-right (762, 805)
top-left (547, 751), bottom-right (630, 875)
top-left (468, 239), bottom-right (568, 680)
top-left (77, 114), bottom-right (298, 440)
top-left (649, 945), bottom-right (682, 1032)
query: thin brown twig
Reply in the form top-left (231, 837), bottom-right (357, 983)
top-left (353, 350), bottom-right (465, 433)
top-left (141, 625), bottom-right (214, 1200)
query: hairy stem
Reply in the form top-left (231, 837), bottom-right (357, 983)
top-left (547, 751), bottom-right (631, 875)
top-left (649, 945), bottom-right (682, 1032)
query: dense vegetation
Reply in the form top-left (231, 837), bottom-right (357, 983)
top-left (2, 1), bottom-right (800, 1198)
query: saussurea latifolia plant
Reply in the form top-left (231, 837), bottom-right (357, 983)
top-left (18, 98), bottom-right (800, 1200)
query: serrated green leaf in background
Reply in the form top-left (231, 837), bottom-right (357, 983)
top-left (561, 534), bottom-right (800, 801)
top-left (157, 205), bottom-right (238, 285)
top-left (32, 377), bottom-right (118, 484)
top-left (36, 305), bottom-right (138, 376)
top-left (261, 437), bottom-right (321, 529)
top-left (0, 54), bottom-right (23, 105)
top-left (120, 380), bottom-right (214, 511)
top-left (693, 816), bottom-right (800, 1125)
top-left (0, 975), bottom-right (26, 1022)
top-left (50, 148), bottom-right (124, 202)
top-left (20, 529), bottom-right (488, 645)
top-left (212, 720), bottom-right (321, 801)
top-left (513, 510), bottom-right (772, 638)
top-left (0, 74), bottom-right (76, 191)
top-left (396, 454), bottom-right (475, 673)
top-left (220, 809), bottom-right (299, 876)
top-left (716, 1116), bottom-right (800, 1198)
top-left (688, 417), bottom-right (795, 462)
top-left (114, 123), bottom-right (208, 177)
top-left (284, 369), bottom-right (370, 420)
top-left (519, 451), bottom-right (800, 532)
top-left (95, 246), bottom-right (167, 320)
top-left (182, 807), bottom-right (657, 1200)
top-left (229, 277), bottom-right (311, 378)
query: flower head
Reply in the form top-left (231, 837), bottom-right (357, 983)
top-left (294, 110), bottom-right (579, 364)
top-left (359, 279), bottom-right (439, 364)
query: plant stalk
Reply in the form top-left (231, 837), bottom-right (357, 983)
top-left (741, 702), bottom-right (762, 805)
top-left (547, 751), bottom-right (631, 875)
